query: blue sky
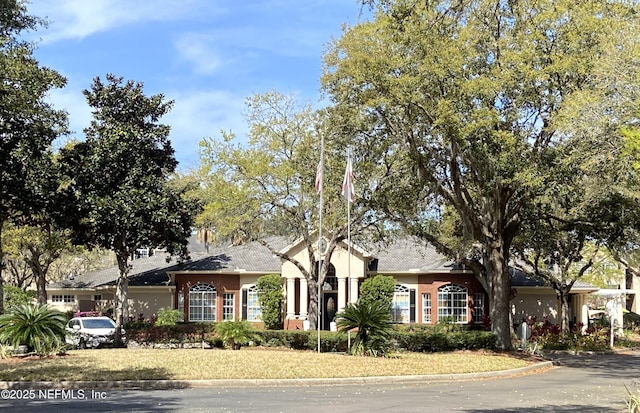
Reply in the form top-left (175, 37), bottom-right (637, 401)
top-left (27, 0), bottom-right (368, 171)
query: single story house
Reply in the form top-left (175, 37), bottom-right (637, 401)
top-left (47, 235), bottom-right (599, 330)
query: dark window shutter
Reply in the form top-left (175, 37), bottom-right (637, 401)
top-left (241, 289), bottom-right (248, 320)
top-left (410, 289), bottom-right (416, 323)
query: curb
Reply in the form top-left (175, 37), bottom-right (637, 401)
top-left (0, 361), bottom-right (554, 390)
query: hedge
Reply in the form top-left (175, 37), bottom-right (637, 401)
top-left (125, 323), bottom-right (497, 352)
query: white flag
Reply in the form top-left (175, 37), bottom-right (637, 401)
top-left (341, 150), bottom-right (355, 202)
top-left (315, 158), bottom-right (323, 194)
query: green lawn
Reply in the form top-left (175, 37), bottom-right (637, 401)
top-left (0, 348), bottom-right (533, 382)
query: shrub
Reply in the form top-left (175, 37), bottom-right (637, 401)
top-left (336, 300), bottom-right (393, 356)
top-left (155, 308), bottom-right (184, 326)
top-left (258, 330), bottom-right (314, 350)
top-left (0, 304), bottom-right (66, 356)
top-left (3, 285), bottom-right (36, 312)
top-left (391, 327), bottom-right (496, 352)
top-left (126, 322), bottom-right (215, 346)
top-left (215, 320), bottom-right (259, 350)
top-left (624, 311), bottom-right (640, 330)
top-left (358, 275), bottom-right (395, 308)
top-left (527, 318), bottom-right (611, 351)
top-left (256, 274), bottom-right (284, 330)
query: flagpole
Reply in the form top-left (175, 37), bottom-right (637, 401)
top-left (346, 148), bottom-right (352, 303)
top-left (317, 135), bottom-right (324, 354)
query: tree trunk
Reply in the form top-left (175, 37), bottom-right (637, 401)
top-left (114, 274), bottom-right (129, 346)
top-left (307, 278), bottom-right (319, 331)
top-left (36, 269), bottom-right (47, 306)
top-left (487, 243), bottom-right (513, 350)
top-left (558, 289), bottom-right (571, 336)
top-left (0, 222), bottom-right (4, 314)
top-left (113, 251), bottom-right (130, 347)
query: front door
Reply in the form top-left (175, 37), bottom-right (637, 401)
top-left (322, 293), bottom-right (338, 330)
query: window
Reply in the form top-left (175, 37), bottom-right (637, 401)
top-left (322, 263), bottom-right (337, 291)
top-left (177, 291), bottom-right (184, 315)
top-left (134, 248), bottom-right (149, 259)
top-left (93, 295), bottom-right (102, 301)
top-left (392, 285), bottom-right (410, 323)
top-left (246, 286), bottom-right (261, 321)
top-left (189, 284), bottom-right (216, 322)
top-left (52, 295), bottom-right (75, 303)
top-left (437, 284), bottom-right (468, 323)
top-left (422, 293), bottom-right (432, 323)
top-left (473, 292), bottom-right (485, 324)
top-left (223, 293), bottom-right (235, 321)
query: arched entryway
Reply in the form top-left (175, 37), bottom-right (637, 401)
top-left (321, 263), bottom-right (337, 330)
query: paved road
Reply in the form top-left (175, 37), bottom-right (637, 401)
top-left (2, 351), bottom-right (640, 412)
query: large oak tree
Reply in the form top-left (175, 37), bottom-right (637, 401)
top-left (322, 0), bottom-right (640, 349)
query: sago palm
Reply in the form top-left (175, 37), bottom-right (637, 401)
top-left (214, 319), bottom-right (259, 350)
top-left (0, 304), bottom-right (67, 356)
top-left (336, 300), bottom-right (393, 356)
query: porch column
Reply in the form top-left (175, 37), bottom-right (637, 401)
top-left (581, 303), bottom-right (589, 334)
top-left (299, 277), bottom-right (308, 319)
top-left (349, 277), bottom-right (359, 304)
top-left (337, 276), bottom-right (347, 313)
top-left (286, 276), bottom-right (296, 319)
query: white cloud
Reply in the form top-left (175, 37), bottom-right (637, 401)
top-left (164, 89), bottom-right (247, 170)
top-left (172, 33), bottom-right (224, 75)
top-left (29, 0), bottom-right (214, 43)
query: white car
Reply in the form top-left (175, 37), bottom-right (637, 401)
top-left (65, 316), bottom-right (126, 349)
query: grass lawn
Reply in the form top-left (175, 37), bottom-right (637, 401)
top-left (0, 348), bottom-right (535, 382)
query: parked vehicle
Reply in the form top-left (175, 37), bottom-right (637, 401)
top-left (65, 316), bottom-right (125, 349)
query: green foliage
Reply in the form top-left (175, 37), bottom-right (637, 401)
top-left (215, 320), bottom-right (260, 350)
top-left (624, 311), bottom-right (640, 330)
top-left (56, 74), bottom-right (199, 335)
top-left (336, 300), bottom-right (393, 356)
top-left (358, 275), bottom-right (395, 308)
top-left (155, 308), bottom-right (184, 326)
top-left (391, 328), bottom-right (496, 352)
top-left (528, 319), bottom-right (611, 351)
top-left (0, 0), bottom-right (68, 313)
top-left (2, 285), bottom-right (35, 312)
top-left (0, 304), bottom-right (66, 356)
top-left (256, 273), bottom-right (283, 329)
top-left (125, 322), bottom-right (215, 346)
top-left (259, 330), bottom-right (314, 350)
top-left (322, 0), bottom-right (640, 351)
top-left (3, 223), bottom-right (73, 305)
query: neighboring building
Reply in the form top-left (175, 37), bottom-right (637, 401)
top-left (47, 235), bottom-right (597, 330)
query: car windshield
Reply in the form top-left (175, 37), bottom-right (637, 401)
top-left (82, 319), bottom-right (115, 329)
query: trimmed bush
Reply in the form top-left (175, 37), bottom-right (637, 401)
top-left (256, 274), bottom-right (284, 330)
top-left (126, 322), bottom-right (215, 346)
top-left (155, 308), bottom-right (184, 326)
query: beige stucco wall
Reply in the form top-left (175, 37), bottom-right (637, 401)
top-left (127, 288), bottom-right (173, 319)
top-left (281, 240), bottom-right (367, 280)
top-left (239, 274), bottom-right (263, 290)
top-left (511, 288), bottom-right (559, 324)
top-left (47, 287), bottom-right (173, 320)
